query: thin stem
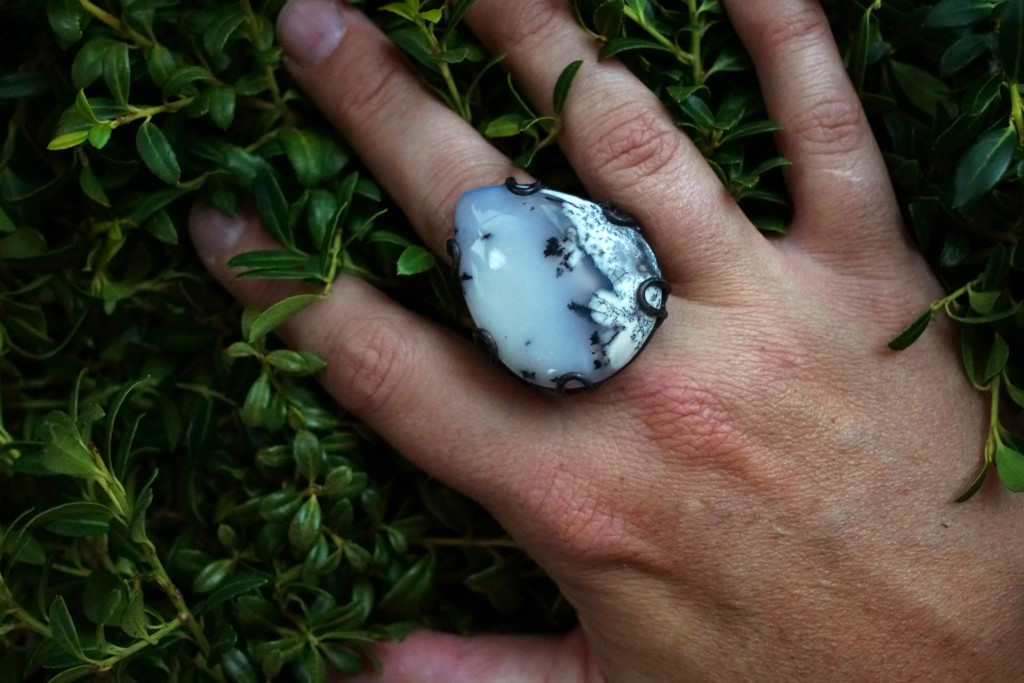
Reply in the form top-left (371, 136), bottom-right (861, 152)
top-left (1010, 82), bottom-right (1024, 147)
top-left (77, 0), bottom-right (154, 47)
top-left (137, 539), bottom-right (211, 655)
top-left (423, 21), bottom-right (470, 121)
top-left (112, 98), bottom-right (195, 129)
top-left (685, 0), bottom-right (703, 84)
top-left (240, 0), bottom-right (285, 114)
top-left (623, 7), bottom-right (692, 65)
top-left (1, 585), bottom-right (53, 638)
top-left (95, 619), bottom-right (181, 672)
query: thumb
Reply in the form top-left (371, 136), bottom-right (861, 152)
top-left (341, 629), bottom-right (592, 682)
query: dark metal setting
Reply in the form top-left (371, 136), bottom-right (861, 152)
top-left (599, 202), bottom-right (638, 229)
top-left (472, 327), bottom-right (500, 364)
top-left (504, 177), bottom-right (544, 196)
top-left (554, 372), bottom-right (594, 394)
top-left (446, 238), bottom-right (462, 284)
top-left (637, 277), bottom-right (671, 319)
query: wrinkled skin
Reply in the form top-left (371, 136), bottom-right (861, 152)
top-left (188, 0), bottom-right (1024, 680)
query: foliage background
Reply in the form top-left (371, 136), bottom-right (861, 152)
top-left (0, 0), bottom-right (1021, 680)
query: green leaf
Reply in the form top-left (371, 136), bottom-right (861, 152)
top-left (136, 120), bottom-right (181, 184)
top-left (599, 36), bottom-right (679, 59)
top-left (47, 130), bottom-right (90, 151)
top-left (162, 65), bottom-right (214, 99)
top-left (74, 89), bottom-right (99, 124)
top-left (47, 666), bottom-right (96, 683)
top-left (119, 589), bottom-right (148, 638)
top-left (1006, 372), bottom-right (1024, 409)
top-left (145, 209), bottom-right (178, 245)
top-left (260, 489), bottom-right (304, 522)
top-left (940, 34), bottom-right (989, 77)
top-left (483, 113), bottom-right (528, 137)
top-left (79, 165), bottom-right (110, 207)
top-left (419, 8), bottom-right (443, 23)
top-left (1000, 0), bottom-right (1024, 83)
top-left (952, 125), bottom-right (1015, 208)
top-left (553, 59), bottom-right (583, 115)
top-left (193, 572), bottom-right (269, 616)
top-left (593, 0), bottom-right (625, 39)
top-left (72, 38), bottom-right (114, 89)
top-left (983, 334), bottom-right (1009, 383)
top-left (103, 40), bottom-right (130, 105)
top-left (676, 94), bottom-right (716, 129)
top-left (396, 244), bottom-right (436, 275)
top-left (247, 294), bottom-right (321, 343)
top-left (963, 72), bottom-right (1002, 115)
top-left (996, 442), bottom-right (1024, 492)
top-left (888, 308), bottom-right (934, 351)
top-left (967, 283), bottom-right (1001, 314)
top-left (40, 412), bottom-right (98, 478)
top-left (241, 372), bottom-right (272, 428)
top-left (924, 0), bottom-right (995, 27)
top-left (49, 596), bottom-right (88, 662)
top-left (294, 430), bottom-right (325, 481)
top-left (289, 495), bottom-right (322, 553)
top-left (47, 0), bottom-right (84, 45)
top-left (955, 462), bottom-right (989, 502)
top-left (203, 8), bottom-right (246, 57)
top-left (380, 2), bottom-right (417, 21)
top-left (0, 71), bottom-right (49, 101)
top-left (228, 249), bottom-right (308, 271)
top-left (193, 557), bottom-right (235, 594)
top-left (378, 554), bottom-right (436, 614)
top-left (83, 571), bottom-right (126, 625)
top-left (222, 648), bottom-right (261, 683)
top-left (88, 123), bottom-right (112, 149)
top-left (209, 86), bottom-right (236, 130)
top-left (888, 59), bottom-right (954, 116)
top-left (278, 127), bottom-right (348, 187)
top-left (252, 168), bottom-right (291, 247)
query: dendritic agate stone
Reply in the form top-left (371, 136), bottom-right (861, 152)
top-left (450, 179), bottom-right (668, 391)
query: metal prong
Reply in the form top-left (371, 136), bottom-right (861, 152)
top-left (446, 238), bottom-right (462, 283)
top-left (554, 372), bottom-right (593, 394)
top-left (637, 277), bottom-right (670, 319)
top-left (504, 177), bottom-right (544, 196)
top-left (472, 328), bottom-right (499, 364)
top-left (599, 202), bottom-right (638, 229)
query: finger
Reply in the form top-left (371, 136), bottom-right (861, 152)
top-left (341, 630), bottom-right (590, 682)
top-left (276, 0), bottom-right (522, 257)
top-left (189, 204), bottom-right (553, 506)
top-left (465, 0), bottom-right (773, 288)
top-left (722, 0), bottom-right (904, 258)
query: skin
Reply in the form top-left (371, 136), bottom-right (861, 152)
top-left (188, 0), bottom-right (1024, 680)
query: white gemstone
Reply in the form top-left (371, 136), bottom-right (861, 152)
top-left (452, 182), bottom-right (666, 390)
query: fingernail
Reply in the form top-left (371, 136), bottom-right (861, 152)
top-left (188, 203), bottom-right (247, 272)
top-left (277, 0), bottom-right (348, 68)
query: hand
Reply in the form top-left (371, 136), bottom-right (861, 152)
top-left (189, 0), bottom-right (1024, 679)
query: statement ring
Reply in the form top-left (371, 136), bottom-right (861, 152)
top-left (449, 178), bottom-right (669, 392)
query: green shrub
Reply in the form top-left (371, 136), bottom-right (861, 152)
top-left (0, 0), bottom-right (1021, 680)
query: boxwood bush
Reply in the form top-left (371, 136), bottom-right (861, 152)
top-left (0, 0), bottom-right (1021, 680)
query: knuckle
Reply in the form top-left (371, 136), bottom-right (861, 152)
top-left (579, 101), bottom-right (683, 189)
top-left (332, 318), bottom-right (416, 417)
top-left (788, 93), bottom-right (868, 156)
top-left (615, 371), bottom-right (747, 476)
top-left (339, 53), bottom-right (416, 125)
top-left (756, 6), bottom-right (830, 55)
top-left (496, 0), bottom-right (565, 55)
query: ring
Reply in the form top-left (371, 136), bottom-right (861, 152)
top-left (449, 178), bottom-right (669, 392)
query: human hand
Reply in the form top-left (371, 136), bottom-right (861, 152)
top-left (188, 0), bottom-right (1024, 679)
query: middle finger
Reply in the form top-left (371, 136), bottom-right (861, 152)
top-left (466, 0), bottom-right (772, 286)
